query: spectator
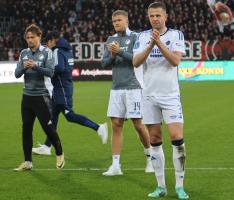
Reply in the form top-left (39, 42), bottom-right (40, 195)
top-left (0, 0), bottom-right (233, 61)
top-left (8, 48), bottom-right (14, 61)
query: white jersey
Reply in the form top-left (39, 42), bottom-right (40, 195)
top-left (134, 65), bottom-right (144, 88)
top-left (133, 29), bottom-right (185, 97)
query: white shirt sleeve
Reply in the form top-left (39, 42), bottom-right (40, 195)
top-left (171, 31), bottom-right (186, 55)
top-left (53, 48), bottom-right (59, 66)
top-left (133, 33), bottom-right (146, 55)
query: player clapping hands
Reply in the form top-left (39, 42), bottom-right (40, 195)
top-left (23, 59), bottom-right (37, 69)
top-left (107, 42), bottom-right (120, 57)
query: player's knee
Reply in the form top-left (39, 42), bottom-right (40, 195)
top-left (172, 139), bottom-right (186, 158)
top-left (150, 132), bottom-right (163, 144)
top-left (42, 124), bottom-right (55, 135)
top-left (111, 118), bottom-right (124, 128)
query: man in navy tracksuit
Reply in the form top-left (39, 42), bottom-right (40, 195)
top-left (32, 31), bottom-right (108, 155)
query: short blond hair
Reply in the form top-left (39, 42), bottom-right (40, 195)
top-left (112, 10), bottom-right (128, 18)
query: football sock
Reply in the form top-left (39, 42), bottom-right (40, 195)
top-left (112, 155), bottom-right (120, 168)
top-left (144, 147), bottom-right (151, 157)
top-left (172, 139), bottom-right (186, 188)
top-left (151, 143), bottom-right (166, 187)
top-left (144, 147), bottom-right (151, 162)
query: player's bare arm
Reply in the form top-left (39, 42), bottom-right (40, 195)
top-left (133, 41), bottom-right (154, 68)
top-left (151, 29), bottom-right (182, 67)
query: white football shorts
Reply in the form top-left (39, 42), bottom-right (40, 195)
top-left (107, 89), bottom-right (142, 119)
top-left (142, 95), bottom-right (184, 124)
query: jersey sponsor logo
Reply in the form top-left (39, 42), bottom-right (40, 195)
top-left (38, 54), bottom-right (44, 60)
top-left (150, 54), bottom-right (163, 58)
top-left (125, 39), bottom-right (131, 45)
top-left (120, 46), bottom-right (128, 51)
top-left (150, 48), bottom-right (163, 57)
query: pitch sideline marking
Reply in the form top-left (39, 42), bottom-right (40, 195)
top-left (0, 167), bottom-right (234, 172)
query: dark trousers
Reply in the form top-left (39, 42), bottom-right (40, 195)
top-left (21, 95), bottom-right (63, 161)
top-left (44, 104), bottom-right (99, 147)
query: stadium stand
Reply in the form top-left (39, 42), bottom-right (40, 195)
top-left (0, 0), bottom-right (233, 60)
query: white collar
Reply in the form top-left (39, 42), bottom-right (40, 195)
top-left (113, 27), bottom-right (132, 37)
top-left (38, 45), bottom-right (45, 51)
top-left (27, 44), bottom-right (44, 52)
top-left (125, 27), bottom-right (132, 36)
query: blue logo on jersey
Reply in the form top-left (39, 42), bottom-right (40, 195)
top-left (133, 41), bottom-right (140, 49)
top-left (166, 41), bottom-right (170, 45)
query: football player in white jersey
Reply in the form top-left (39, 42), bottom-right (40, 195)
top-left (133, 2), bottom-right (189, 199)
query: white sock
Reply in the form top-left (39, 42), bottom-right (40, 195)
top-left (172, 144), bottom-right (186, 188)
top-left (151, 145), bottom-right (166, 188)
top-left (144, 147), bottom-right (151, 158)
top-left (112, 155), bottom-right (120, 168)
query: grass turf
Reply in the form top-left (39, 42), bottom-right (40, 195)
top-left (0, 81), bottom-right (234, 200)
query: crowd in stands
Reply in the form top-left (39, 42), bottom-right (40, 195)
top-left (0, 0), bottom-right (233, 61)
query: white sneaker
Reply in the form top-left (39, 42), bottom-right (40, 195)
top-left (14, 161), bottom-right (33, 172)
top-left (32, 144), bottom-right (51, 155)
top-left (56, 153), bottom-right (65, 169)
top-left (145, 158), bottom-right (154, 173)
top-left (97, 123), bottom-right (108, 144)
top-left (102, 165), bottom-right (123, 176)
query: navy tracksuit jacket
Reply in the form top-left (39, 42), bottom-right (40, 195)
top-left (52, 38), bottom-right (74, 109)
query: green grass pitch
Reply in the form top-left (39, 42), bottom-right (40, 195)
top-left (0, 81), bottom-right (234, 200)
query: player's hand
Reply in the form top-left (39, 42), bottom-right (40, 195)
top-left (26, 59), bottom-right (37, 68)
top-left (107, 41), bottom-right (120, 57)
top-left (23, 60), bottom-right (30, 69)
top-left (150, 29), bottom-right (161, 45)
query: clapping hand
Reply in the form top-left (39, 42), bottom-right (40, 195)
top-left (107, 41), bottom-right (120, 57)
top-left (23, 59), bottom-right (37, 69)
top-left (150, 29), bottom-right (160, 45)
